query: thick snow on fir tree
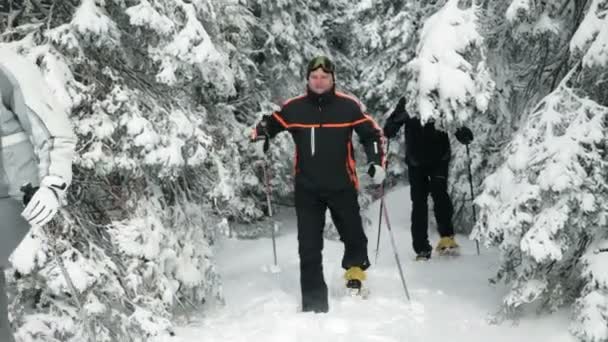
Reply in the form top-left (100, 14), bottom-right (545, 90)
top-left (0, 0), bottom-right (606, 341)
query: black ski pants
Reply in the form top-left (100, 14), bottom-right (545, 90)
top-left (295, 183), bottom-right (370, 313)
top-left (408, 161), bottom-right (455, 254)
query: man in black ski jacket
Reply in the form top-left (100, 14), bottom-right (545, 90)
top-left (251, 56), bottom-right (386, 313)
top-left (383, 97), bottom-right (473, 261)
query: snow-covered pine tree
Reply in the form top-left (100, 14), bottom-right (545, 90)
top-left (1, 0), bottom-right (243, 340)
top-left (475, 1), bottom-right (608, 340)
top-left (460, 0), bottom-right (592, 237)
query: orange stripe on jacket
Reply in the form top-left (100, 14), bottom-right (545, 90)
top-left (272, 112), bottom-right (289, 128)
top-left (323, 117), bottom-right (370, 128)
top-left (346, 140), bottom-right (359, 189)
top-left (288, 123), bottom-right (321, 128)
top-left (274, 117), bottom-right (372, 129)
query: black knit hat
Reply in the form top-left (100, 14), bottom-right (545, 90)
top-left (306, 55), bottom-right (335, 79)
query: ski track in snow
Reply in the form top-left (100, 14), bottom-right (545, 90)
top-left (174, 186), bottom-right (576, 342)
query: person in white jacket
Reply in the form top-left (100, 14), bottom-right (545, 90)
top-left (0, 47), bottom-right (76, 341)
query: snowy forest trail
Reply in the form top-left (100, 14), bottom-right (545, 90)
top-left (175, 186), bottom-right (575, 342)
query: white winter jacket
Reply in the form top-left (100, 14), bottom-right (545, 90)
top-left (0, 48), bottom-right (76, 199)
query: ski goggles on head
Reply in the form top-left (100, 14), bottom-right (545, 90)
top-left (307, 56), bottom-right (335, 74)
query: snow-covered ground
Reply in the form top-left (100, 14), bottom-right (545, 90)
top-left (174, 185), bottom-right (576, 342)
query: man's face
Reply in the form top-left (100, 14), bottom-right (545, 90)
top-left (308, 68), bottom-right (334, 94)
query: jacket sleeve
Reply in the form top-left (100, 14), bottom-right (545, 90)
top-left (353, 103), bottom-right (386, 167)
top-left (0, 53), bottom-right (76, 186)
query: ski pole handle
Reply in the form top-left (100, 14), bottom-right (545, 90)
top-left (263, 135), bottom-right (270, 153)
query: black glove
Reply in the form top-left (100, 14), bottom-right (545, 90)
top-left (383, 96), bottom-right (407, 138)
top-left (254, 115), bottom-right (271, 140)
top-left (382, 127), bottom-right (392, 138)
top-left (251, 115), bottom-right (272, 154)
top-left (455, 126), bottom-right (474, 145)
top-left (394, 96), bottom-right (406, 112)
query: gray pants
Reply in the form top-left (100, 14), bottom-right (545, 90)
top-left (0, 197), bottom-right (31, 342)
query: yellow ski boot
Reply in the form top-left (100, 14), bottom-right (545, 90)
top-left (344, 266), bottom-right (369, 298)
top-left (435, 236), bottom-right (460, 256)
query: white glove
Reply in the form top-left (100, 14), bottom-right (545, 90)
top-left (21, 176), bottom-right (68, 226)
top-left (367, 164), bottom-right (386, 185)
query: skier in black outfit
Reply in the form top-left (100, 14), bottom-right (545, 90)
top-left (251, 56), bottom-right (386, 312)
top-left (383, 96), bottom-right (473, 260)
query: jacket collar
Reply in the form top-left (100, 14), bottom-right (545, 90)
top-left (306, 85), bottom-right (336, 105)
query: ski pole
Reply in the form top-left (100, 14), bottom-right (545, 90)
top-left (465, 144), bottom-right (480, 256)
top-left (374, 139), bottom-right (391, 264)
top-left (381, 196), bottom-right (411, 301)
top-left (21, 184), bottom-right (96, 342)
top-left (259, 135), bottom-right (278, 268)
top-left (261, 157), bottom-right (278, 267)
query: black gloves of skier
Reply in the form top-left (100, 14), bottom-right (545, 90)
top-left (251, 115), bottom-right (271, 155)
top-left (253, 115), bottom-right (272, 140)
top-left (394, 96), bottom-right (406, 114)
top-left (455, 126), bottom-right (474, 145)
